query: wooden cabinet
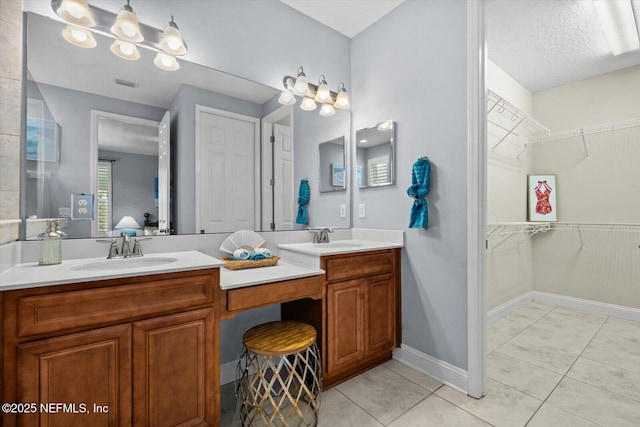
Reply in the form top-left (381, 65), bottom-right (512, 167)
top-left (283, 248), bottom-right (401, 388)
top-left (2, 269), bottom-right (220, 427)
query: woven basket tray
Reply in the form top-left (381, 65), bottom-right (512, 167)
top-left (220, 256), bottom-right (279, 270)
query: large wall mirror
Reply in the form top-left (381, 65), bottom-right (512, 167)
top-left (22, 11), bottom-right (351, 239)
top-left (355, 120), bottom-right (396, 188)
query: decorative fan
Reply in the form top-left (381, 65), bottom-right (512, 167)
top-left (219, 230), bottom-right (266, 254)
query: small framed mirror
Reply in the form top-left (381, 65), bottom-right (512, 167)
top-left (318, 136), bottom-right (346, 193)
top-left (356, 120), bottom-right (395, 188)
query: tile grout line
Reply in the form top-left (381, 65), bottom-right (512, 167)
top-left (522, 312), bottom-right (610, 427)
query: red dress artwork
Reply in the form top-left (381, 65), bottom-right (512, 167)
top-left (534, 180), bottom-right (552, 215)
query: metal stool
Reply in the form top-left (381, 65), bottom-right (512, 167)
top-left (235, 321), bottom-right (322, 426)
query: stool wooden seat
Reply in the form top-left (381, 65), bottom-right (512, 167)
top-left (243, 321), bottom-right (317, 356)
top-left (236, 321), bottom-right (322, 426)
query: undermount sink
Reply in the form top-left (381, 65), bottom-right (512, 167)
top-left (314, 242), bottom-right (363, 248)
top-left (71, 257), bottom-right (178, 272)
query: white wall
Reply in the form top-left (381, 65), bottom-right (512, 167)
top-left (352, 0), bottom-right (470, 370)
top-left (530, 66), bottom-right (640, 309)
top-left (486, 61), bottom-right (535, 309)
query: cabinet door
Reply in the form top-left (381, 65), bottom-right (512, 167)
top-left (133, 308), bottom-right (216, 427)
top-left (327, 280), bottom-right (365, 374)
top-left (17, 324), bottom-right (132, 427)
top-left (365, 274), bottom-right (396, 356)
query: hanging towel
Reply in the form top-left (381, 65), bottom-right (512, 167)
top-left (407, 157), bottom-right (431, 229)
top-left (296, 179), bottom-right (310, 225)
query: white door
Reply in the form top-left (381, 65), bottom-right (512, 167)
top-left (197, 108), bottom-right (257, 233)
top-left (273, 123), bottom-right (294, 230)
top-left (157, 111), bottom-right (170, 234)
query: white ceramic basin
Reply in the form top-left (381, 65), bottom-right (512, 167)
top-left (71, 257), bottom-right (178, 272)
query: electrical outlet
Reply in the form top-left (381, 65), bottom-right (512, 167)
top-left (340, 204), bottom-right (346, 218)
top-left (71, 193), bottom-right (94, 220)
top-left (358, 203), bottom-right (366, 218)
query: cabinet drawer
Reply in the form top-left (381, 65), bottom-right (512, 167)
top-left (324, 250), bottom-right (394, 282)
top-left (16, 273), bottom-right (215, 338)
top-left (226, 275), bottom-right (323, 312)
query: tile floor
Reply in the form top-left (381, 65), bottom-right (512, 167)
top-left (220, 302), bottom-right (640, 426)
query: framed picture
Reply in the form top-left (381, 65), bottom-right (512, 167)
top-left (331, 163), bottom-right (345, 187)
top-left (528, 175), bottom-right (557, 221)
top-left (26, 118), bottom-right (60, 162)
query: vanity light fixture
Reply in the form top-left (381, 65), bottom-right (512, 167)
top-left (319, 103), bottom-right (336, 117)
top-left (314, 75), bottom-right (332, 103)
top-left (111, 0), bottom-right (143, 43)
top-left (377, 120), bottom-right (393, 131)
top-left (56, 0), bottom-right (95, 27)
top-left (159, 16), bottom-right (187, 56)
top-left (52, 0), bottom-right (188, 71)
top-left (300, 97), bottom-right (317, 111)
top-left (154, 52), bottom-right (180, 71)
top-left (593, 0), bottom-right (639, 56)
top-left (111, 39), bottom-right (140, 60)
top-left (292, 67), bottom-right (310, 96)
top-left (62, 24), bottom-right (97, 48)
top-left (279, 67), bottom-right (350, 115)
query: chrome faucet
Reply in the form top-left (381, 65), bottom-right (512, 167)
top-left (97, 235), bottom-right (151, 259)
top-left (312, 227), bottom-right (333, 244)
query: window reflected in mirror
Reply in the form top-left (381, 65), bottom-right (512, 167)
top-left (356, 120), bottom-right (395, 188)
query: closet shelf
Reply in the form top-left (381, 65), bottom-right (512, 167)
top-left (487, 222), bottom-right (550, 250)
top-left (487, 90), bottom-right (550, 156)
top-left (549, 222), bottom-right (640, 233)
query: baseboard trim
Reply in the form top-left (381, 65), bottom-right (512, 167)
top-left (488, 291), bottom-right (534, 324)
top-left (534, 291), bottom-right (640, 323)
top-left (393, 344), bottom-right (468, 394)
top-left (220, 360), bottom-right (237, 385)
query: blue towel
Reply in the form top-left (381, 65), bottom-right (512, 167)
top-left (407, 157), bottom-right (431, 229)
top-left (296, 179), bottom-right (310, 224)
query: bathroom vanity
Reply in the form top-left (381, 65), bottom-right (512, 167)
top-left (0, 237), bottom-right (402, 426)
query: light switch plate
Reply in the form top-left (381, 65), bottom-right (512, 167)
top-left (340, 204), bottom-right (346, 218)
top-left (358, 203), bottom-right (366, 218)
top-left (71, 193), bottom-right (94, 220)
top-left (58, 207), bottom-right (70, 218)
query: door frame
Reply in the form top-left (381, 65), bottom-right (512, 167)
top-left (194, 105), bottom-right (261, 233)
top-left (261, 105), bottom-right (293, 231)
top-left (89, 110), bottom-right (160, 237)
top-left (467, 0), bottom-right (487, 398)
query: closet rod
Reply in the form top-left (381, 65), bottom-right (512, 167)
top-left (530, 117), bottom-right (640, 144)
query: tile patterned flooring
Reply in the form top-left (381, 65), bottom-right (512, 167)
top-left (220, 302), bottom-right (640, 426)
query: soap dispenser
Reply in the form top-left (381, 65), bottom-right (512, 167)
top-left (39, 220), bottom-right (62, 265)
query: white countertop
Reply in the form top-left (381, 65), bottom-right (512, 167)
top-left (0, 251), bottom-right (225, 291)
top-left (219, 259), bottom-right (324, 290)
top-left (278, 239), bottom-right (403, 256)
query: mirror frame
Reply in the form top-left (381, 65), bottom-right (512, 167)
top-left (355, 120), bottom-right (396, 189)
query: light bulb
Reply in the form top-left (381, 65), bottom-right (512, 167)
top-left (314, 76), bottom-right (332, 103)
top-left (62, 25), bottom-right (96, 48)
top-left (120, 42), bottom-right (134, 55)
top-left (121, 23), bottom-right (136, 38)
top-left (300, 97), bottom-right (317, 111)
top-left (111, 39), bottom-right (140, 60)
top-left (68, 4), bottom-right (84, 18)
top-left (278, 90), bottom-right (296, 105)
top-left (154, 52), bottom-right (180, 71)
top-left (319, 103), bottom-right (335, 117)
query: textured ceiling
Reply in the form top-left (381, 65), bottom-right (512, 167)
top-left (487, 0), bottom-right (640, 93)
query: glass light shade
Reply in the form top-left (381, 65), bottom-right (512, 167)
top-left (300, 97), bottom-right (317, 111)
top-left (278, 90), bottom-right (296, 105)
top-left (319, 103), bottom-right (335, 117)
top-left (154, 52), bottom-right (180, 71)
top-left (292, 74), bottom-right (309, 96)
top-left (114, 215), bottom-right (141, 229)
top-left (111, 8), bottom-right (144, 42)
top-left (57, 0), bottom-right (95, 27)
top-left (62, 25), bottom-right (96, 48)
top-left (110, 39), bottom-right (140, 60)
top-left (334, 90), bottom-right (350, 109)
top-left (159, 23), bottom-right (187, 56)
top-left (314, 82), bottom-right (332, 103)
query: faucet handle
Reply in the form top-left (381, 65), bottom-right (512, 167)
top-left (132, 237), bottom-right (151, 256)
top-left (96, 239), bottom-right (119, 259)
